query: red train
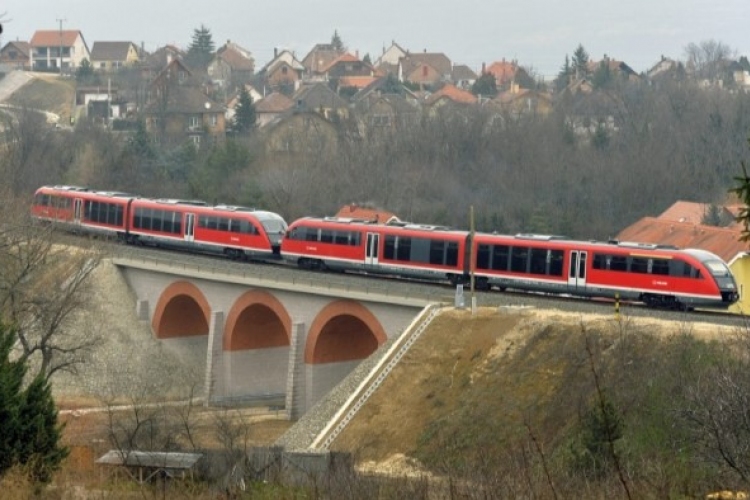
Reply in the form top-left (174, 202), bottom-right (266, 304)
top-left (281, 216), bottom-right (740, 310)
top-left (31, 185), bottom-right (287, 260)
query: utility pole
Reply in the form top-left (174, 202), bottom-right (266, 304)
top-left (56, 17), bottom-right (66, 74)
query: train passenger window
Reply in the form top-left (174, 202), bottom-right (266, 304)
top-left (397, 237), bottom-right (412, 261)
top-left (593, 254), bottom-right (607, 270)
top-left (446, 241), bottom-right (459, 266)
top-left (429, 240), bottom-right (445, 264)
top-left (350, 232), bottom-right (362, 246)
top-left (334, 231), bottom-right (349, 245)
top-left (218, 218), bottom-right (230, 232)
top-left (384, 235), bottom-right (396, 259)
top-left (630, 257), bottom-right (649, 274)
top-left (320, 229), bottom-right (334, 243)
top-left (529, 248), bottom-right (548, 275)
top-left (139, 208), bottom-right (152, 230)
top-left (152, 210), bottom-right (165, 231)
top-left (305, 228), bottom-right (319, 242)
top-left (173, 213), bottom-right (182, 234)
top-left (492, 245), bottom-right (510, 271)
top-left (651, 259), bottom-right (670, 275)
top-left (549, 250), bottom-right (564, 276)
top-left (510, 246), bottom-right (529, 273)
top-left (163, 211), bottom-right (174, 233)
top-left (476, 244), bottom-right (491, 270)
top-left (610, 256), bottom-right (627, 271)
top-left (198, 216), bottom-right (206, 228)
top-left (409, 238), bottom-right (430, 263)
top-left (206, 217), bottom-right (218, 230)
top-left (287, 226), bottom-right (303, 240)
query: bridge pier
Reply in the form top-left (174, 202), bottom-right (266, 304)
top-left (205, 310), bottom-right (225, 406)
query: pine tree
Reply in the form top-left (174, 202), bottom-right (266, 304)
top-left (0, 322), bottom-right (68, 483)
top-left (572, 44), bottom-right (590, 78)
top-left (471, 72), bottom-right (498, 97)
top-left (186, 24), bottom-right (215, 70)
top-left (233, 87), bottom-right (256, 133)
top-left (331, 30), bottom-right (345, 52)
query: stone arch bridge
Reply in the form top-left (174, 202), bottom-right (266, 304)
top-left (114, 256), bottom-right (430, 417)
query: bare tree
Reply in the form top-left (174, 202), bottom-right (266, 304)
top-left (684, 39), bottom-right (735, 82)
top-left (0, 194), bottom-right (101, 381)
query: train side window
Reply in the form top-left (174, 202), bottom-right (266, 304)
top-left (320, 229), bottom-right (334, 243)
top-left (529, 248), bottom-right (547, 275)
top-left (163, 210), bottom-right (174, 233)
top-left (206, 216), bottom-right (218, 230)
top-left (408, 238), bottom-right (429, 263)
top-left (152, 210), bottom-right (165, 231)
top-left (173, 212), bottom-right (182, 234)
top-left (446, 241), bottom-right (459, 266)
top-left (396, 237), bottom-right (412, 261)
top-left (218, 218), bottom-right (230, 232)
top-left (610, 255), bottom-right (627, 271)
top-left (84, 201), bottom-right (94, 221)
top-left (140, 208), bottom-right (152, 230)
top-left (115, 205), bottom-right (124, 226)
top-left (134, 207), bottom-right (143, 228)
top-left (305, 228), bottom-right (319, 242)
top-left (384, 235), bottom-right (396, 259)
top-left (476, 244), bottom-right (490, 270)
top-left (491, 245), bottom-right (510, 271)
top-left (593, 253), bottom-right (607, 270)
top-left (510, 246), bottom-right (529, 273)
top-left (630, 257), bottom-right (649, 274)
top-left (651, 259), bottom-right (670, 275)
top-left (428, 240), bottom-right (445, 265)
top-left (334, 231), bottom-right (348, 245)
top-left (198, 216), bottom-right (207, 229)
top-left (549, 249), bottom-right (564, 276)
top-left (350, 232), bottom-right (361, 246)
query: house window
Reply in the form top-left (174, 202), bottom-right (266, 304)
top-left (281, 66), bottom-right (288, 75)
top-left (191, 135), bottom-right (201, 146)
top-left (189, 116), bottom-right (201, 130)
top-left (178, 70), bottom-right (186, 83)
top-left (210, 115), bottom-right (217, 127)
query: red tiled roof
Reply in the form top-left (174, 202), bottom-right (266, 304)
top-left (30, 30), bottom-right (83, 47)
top-left (321, 52), bottom-right (360, 73)
top-left (656, 201), bottom-right (709, 224)
top-left (616, 217), bottom-right (748, 263)
top-left (485, 60), bottom-right (517, 84)
top-left (335, 204), bottom-right (398, 224)
top-left (425, 84), bottom-right (477, 105)
top-left (339, 76), bottom-right (378, 89)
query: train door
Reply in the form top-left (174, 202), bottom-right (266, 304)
top-left (568, 250), bottom-right (588, 290)
top-left (73, 198), bottom-right (82, 225)
top-left (365, 232), bottom-right (379, 266)
top-left (184, 213), bottom-right (195, 242)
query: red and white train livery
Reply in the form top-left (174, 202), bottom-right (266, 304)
top-left (281, 216), bottom-right (739, 310)
top-left (31, 185), bottom-right (287, 260)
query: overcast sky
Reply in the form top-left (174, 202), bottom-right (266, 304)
top-left (1, 0), bottom-right (748, 79)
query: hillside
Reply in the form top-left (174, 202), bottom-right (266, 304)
top-left (4, 73), bottom-right (75, 123)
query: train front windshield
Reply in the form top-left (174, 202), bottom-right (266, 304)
top-left (705, 260), bottom-right (733, 277)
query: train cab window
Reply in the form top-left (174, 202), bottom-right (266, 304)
top-left (529, 248), bottom-right (548, 275)
top-left (510, 246), bottom-right (529, 273)
top-left (651, 258), bottom-right (670, 275)
top-left (320, 229), bottom-right (334, 243)
top-left (476, 244), bottom-right (491, 270)
top-left (630, 257), bottom-right (649, 274)
top-left (549, 249), bottom-right (564, 276)
top-left (287, 226), bottom-right (304, 240)
top-left (491, 245), bottom-right (510, 271)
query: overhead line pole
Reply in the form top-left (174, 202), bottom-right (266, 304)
top-left (56, 17), bottom-right (66, 74)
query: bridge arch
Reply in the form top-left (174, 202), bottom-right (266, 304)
top-left (224, 290), bottom-right (292, 351)
top-left (305, 300), bottom-right (387, 364)
top-left (152, 281), bottom-right (211, 339)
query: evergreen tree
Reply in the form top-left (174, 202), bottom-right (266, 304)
top-left (362, 53), bottom-right (372, 65)
top-left (331, 30), bottom-right (345, 52)
top-left (0, 322), bottom-right (68, 483)
top-left (75, 58), bottom-right (97, 84)
top-left (592, 60), bottom-right (613, 88)
top-left (186, 24), bottom-right (215, 70)
top-left (555, 54), bottom-right (572, 92)
top-left (471, 72), bottom-right (498, 97)
top-left (232, 87), bottom-right (257, 133)
top-left (572, 44), bottom-right (590, 78)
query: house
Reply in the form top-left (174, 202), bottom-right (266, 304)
top-left (144, 58), bottom-right (225, 146)
top-left (250, 91), bottom-right (293, 128)
top-left (351, 75), bottom-right (419, 103)
top-left (139, 44), bottom-right (185, 80)
top-left (261, 111), bottom-right (339, 169)
top-left (398, 51), bottom-right (452, 87)
top-left (324, 52), bottom-right (376, 80)
top-left (256, 49), bottom-right (305, 93)
top-left (373, 41), bottom-right (407, 68)
top-left (494, 85), bottom-right (553, 118)
top-left (452, 64), bottom-right (477, 90)
top-left (646, 56), bottom-right (684, 82)
top-left (291, 82), bottom-right (349, 121)
top-left (424, 83), bottom-right (477, 108)
top-left (208, 40), bottom-right (255, 88)
top-left (353, 93), bottom-right (420, 133)
top-left (587, 56), bottom-right (640, 82)
top-left (335, 203), bottom-right (400, 223)
top-left (616, 216), bottom-right (750, 315)
top-left (484, 59), bottom-right (518, 87)
top-left (29, 29), bottom-right (90, 73)
top-left (90, 41), bottom-right (140, 72)
top-left (0, 40), bottom-right (31, 70)
top-left (302, 43), bottom-right (344, 79)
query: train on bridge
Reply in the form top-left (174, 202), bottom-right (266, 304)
top-left (32, 185), bottom-right (739, 312)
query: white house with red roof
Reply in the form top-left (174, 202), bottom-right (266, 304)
top-left (29, 29), bottom-right (90, 72)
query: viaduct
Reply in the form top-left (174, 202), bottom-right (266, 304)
top-left (114, 255), bottom-right (433, 418)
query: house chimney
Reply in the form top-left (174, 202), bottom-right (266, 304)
top-left (274, 47), bottom-right (278, 58)
top-left (356, 49), bottom-right (359, 59)
top-left (482, 62), bottom-right (486, 74)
